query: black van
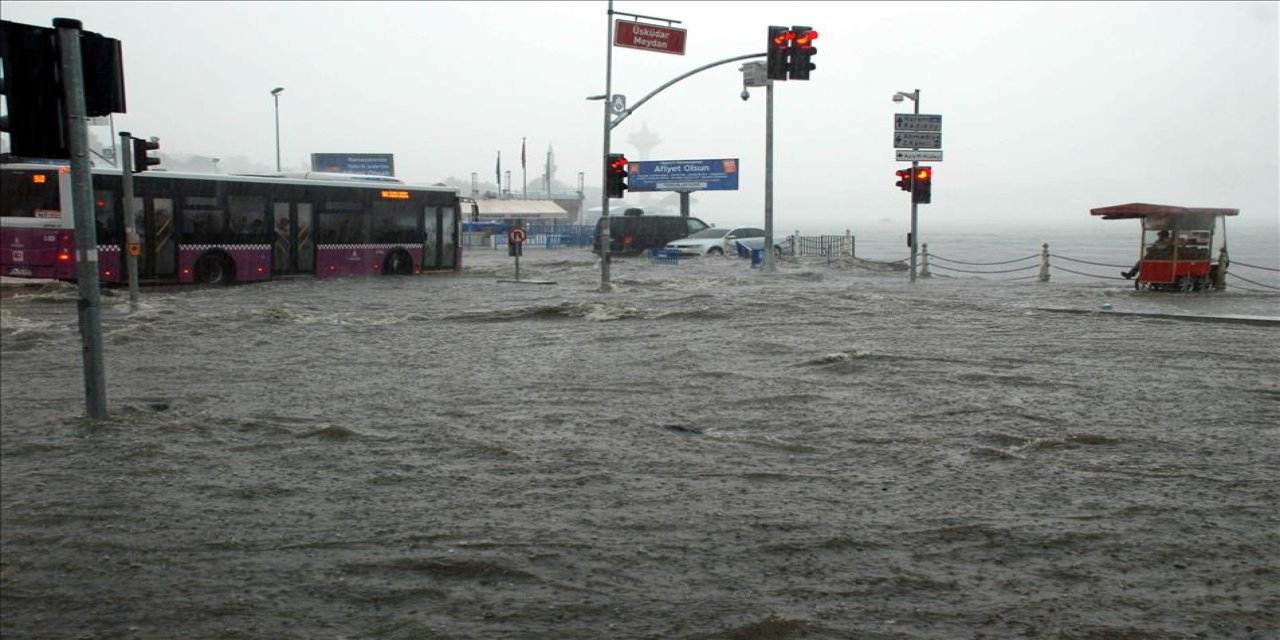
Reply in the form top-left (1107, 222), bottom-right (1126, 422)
top-left (592, 209), bottom-right (710, 256)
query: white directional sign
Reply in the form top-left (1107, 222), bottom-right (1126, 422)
top-left (894, 130), bottom-right (942, 149)
top-left (897, 149), bottom-right (944, 162)
top-left (894, 113), bottom-right (943, 132)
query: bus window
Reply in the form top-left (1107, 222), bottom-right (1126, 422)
top-left (228, 195), bottom-right (267, 242)
top-left (182, 196), bottom-right (225, 244)
top-left (371, 201), bottom-right (421, 243)
top-left (0, 170), bottom-right (61, 218)
top-left (94, 190), bottom-right (121, 244)
top-left (318, 212), bottom-right (367, 244)
top-left (151, 198), bottom-right (177, 277)
top-left (297, 204), bottom-right (314, 272)
top-left (273, 203), bottom-right (291, 272)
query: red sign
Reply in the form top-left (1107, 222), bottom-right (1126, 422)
top-left (508, 228), bottom-right (527, 245)
top-left (614, 20), bottom-right (686, 55)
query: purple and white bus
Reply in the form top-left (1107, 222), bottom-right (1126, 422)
top-left (1, 163), bottom-right (464, 284)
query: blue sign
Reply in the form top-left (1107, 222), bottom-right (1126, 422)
top-left (627, 158), bottom-right (740, 192)
top-left (310, 153), bottom-right (396, 177)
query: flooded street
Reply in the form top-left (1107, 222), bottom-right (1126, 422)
top-left (3, 249), bottom-right (1278, 639)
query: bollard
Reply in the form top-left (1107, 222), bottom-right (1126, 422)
top-left (920, 243), bottom-right (931, 278)
top-left (1038, 243), bottom-right (1051, 282)
top-left (1214, 247), bottom-right (1229, 290)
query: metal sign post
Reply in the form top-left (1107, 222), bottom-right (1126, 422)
top-left (893, 97), bottom-right (945, 284)
top-left (56, 18), bottom-right (108, 420)
top-left (508, 226), bottom-right (526, 281)
top-left (119, 131), bottom-right (140, 311)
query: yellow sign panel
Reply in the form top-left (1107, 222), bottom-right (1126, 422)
top-left (380, 190), bottom-right (410, 200)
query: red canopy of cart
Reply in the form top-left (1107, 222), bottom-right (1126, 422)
top-left (1090, 203), bottom-right (1240, 220)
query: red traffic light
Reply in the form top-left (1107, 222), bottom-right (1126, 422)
top-left (609, 155), bottom-right (629, 173)
top-left (895, 168), bottom-right (913, 191)
top-left (794, 30), bottom-right (818, 49)
top-left (915, 167), bottom-right (931, 181)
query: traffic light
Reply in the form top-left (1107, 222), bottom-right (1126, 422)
top-left (788, 26), bottom-right (818, 80)
top-left (606, 153), bottom-right (628, 198)
top-left (912, 166), bottom-right (933, 204)
top-left (131, 136), bottom-right (160, 173)
top-left (895, 168), bottom-right (913, 192)
top-left (766, 26), bottom-right (791, 81)
top-left (0, 20), bottom-right (67, 158)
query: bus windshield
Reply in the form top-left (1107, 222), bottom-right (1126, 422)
top-left (1, 169), bottom-right (62, 219)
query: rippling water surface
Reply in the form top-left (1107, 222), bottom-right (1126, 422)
top-left (2, 249), bottom-right (1278, 639)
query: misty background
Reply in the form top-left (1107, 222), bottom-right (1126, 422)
top-left (2, 1), bottom-right (1277, 239)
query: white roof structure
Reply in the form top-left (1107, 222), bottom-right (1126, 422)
top-left (473, 199), bottom-right (568, 221)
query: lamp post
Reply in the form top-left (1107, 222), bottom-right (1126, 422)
top-left (894, 89), bottom-right (920, 283)
top-left (271, 87), bottom-right (284, 172)
top-left (740, 61), bottom-right (775, 272)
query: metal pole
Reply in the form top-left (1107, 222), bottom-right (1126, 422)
top-left (763, 79), bottom-right (775, 272)
top-left (56, 18), bottom-right (108, 421)
top-left (273, 92), bottom-right (282, 172)
top-left (679, 192), bottom-right (690, 218)
top-left (119, 131), bottom-right (140, 311)
top-left (599, 0), bottom-right (615, 290)
top-left (909, 89), bottom-right (920, 284)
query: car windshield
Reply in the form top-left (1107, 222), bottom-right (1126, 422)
top-left (687, 227), bottom-right (730, 239)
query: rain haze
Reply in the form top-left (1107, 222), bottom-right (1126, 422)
top-left (4, 3), bottom-right (1280, 638)
top-left (3, 0), bottom-right (1277, 239)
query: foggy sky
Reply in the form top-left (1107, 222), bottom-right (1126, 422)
top-left (3, 1), bottom-right (1277, 235)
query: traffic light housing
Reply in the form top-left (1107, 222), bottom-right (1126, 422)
top-left (912, 166), bottom-right (933, 204)
top-left (766, 26), bottom-right (791, 81)
top-left (131, 136), bottom-right (160, 173)
top-left (788, 26), bottom-right (818, 80)
top-left (895, 168), bottom-right (913, 192)
top-left (1, 20), bottom-right (67, 158)
top-left (606, 153), bottom-right (628, 198)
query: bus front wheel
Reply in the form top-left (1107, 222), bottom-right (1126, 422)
top-left (384, 251), bottom-right (413, 275)
top-left (195, 253), bottom-right (234, 285)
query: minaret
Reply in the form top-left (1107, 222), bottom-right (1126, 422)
top-left (627, 123), bottom-right (663, 209)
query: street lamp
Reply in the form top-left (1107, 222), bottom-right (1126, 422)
top-left (270, 87), bottom-right (284, 172)
top-left (740, 61), bottom-right (776, 272)
top-left (894, 89), bottom-right (920, 282)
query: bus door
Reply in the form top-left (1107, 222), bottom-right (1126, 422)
top-left (441, 205), bottom-right (457, 268)
top-left (422, 205), bottom-right (443, 269)
top-left (272, 202), bottom-right (314, 274)
top-left (133, 196), bottom-right (176, 278)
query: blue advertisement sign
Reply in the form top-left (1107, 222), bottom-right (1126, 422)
top-left (310, 153), bottom-right (396, 177)
top-left (627, 158), bottom-right (740, 192)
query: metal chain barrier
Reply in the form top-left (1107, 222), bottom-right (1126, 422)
top-left (1052, 254), bottom-right (1132, 268)
top-left (929, 254), bottom-right (1039, 266)
top-left (1049, 264), bottom-right (1130, 281)
top-left (1228, 272), bottom-right (1280, 290)
top-left (930, 263), bottom-right (1040, 275)
top-left (1230, 260), bottom-right (1280, 273)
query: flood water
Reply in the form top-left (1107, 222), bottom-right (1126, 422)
top-left (2, 248), bottom-right (1278, 639)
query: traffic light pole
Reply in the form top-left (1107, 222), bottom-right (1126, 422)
top-left (764, 77), bottom-right (775, 272)
top-left (119, 131), bottom-right (140, 311)
top-left (598, 0), bottom-right (616, 291)
top-left (909, 90), bottom-right (920, 284)
top-left (56, 18), bottom-right (108, 421)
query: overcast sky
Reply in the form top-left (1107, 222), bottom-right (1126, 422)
top-left (4, 1), bottom-right (1277, 235)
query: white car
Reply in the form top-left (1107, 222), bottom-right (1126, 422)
top-left (664, 226), bottom-right (765, 256)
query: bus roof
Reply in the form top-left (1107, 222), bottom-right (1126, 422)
top-left (1090, 203), bottom-right (1240, 220)
top-left (0, 162), bottom-right (457, 193)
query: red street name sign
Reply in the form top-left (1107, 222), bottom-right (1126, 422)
top-left (614, 19), bottom-right (686, 55)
